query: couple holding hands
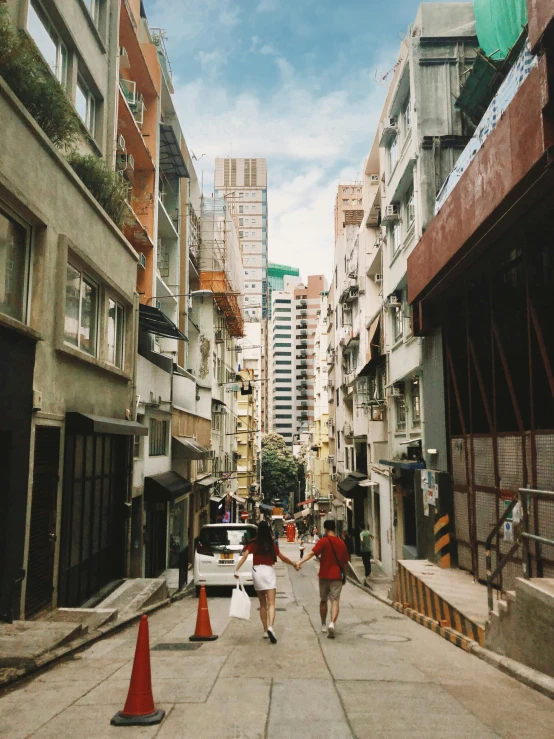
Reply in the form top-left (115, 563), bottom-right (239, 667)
top-left (234, 519), bottom-right (349, 643)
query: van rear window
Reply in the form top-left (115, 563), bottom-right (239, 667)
top-left (198, 526), bottom-right (256, 551)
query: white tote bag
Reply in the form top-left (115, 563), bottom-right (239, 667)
top-left (229, 578), bottom-right (251, 621)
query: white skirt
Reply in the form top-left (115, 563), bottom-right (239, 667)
top-left (252, 564), bottom-right (277, 592)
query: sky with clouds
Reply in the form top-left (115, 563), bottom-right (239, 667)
top-left (146, 0), bottom-right (440, 282)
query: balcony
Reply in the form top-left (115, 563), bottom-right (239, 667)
top-left (296, 352), bottom-right (307, 359)
top-left (297, 310), bottom-right (308, 319)
top-left (296, 361), bottom-right (307, 369)
top-left (296, 321), bottom-right (307, 329)
top-left (297, 300), bottom-right (307, 309)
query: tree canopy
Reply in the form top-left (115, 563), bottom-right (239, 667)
top-left (261, 433), bottom-right (297, 502)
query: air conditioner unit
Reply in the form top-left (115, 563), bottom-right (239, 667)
top-left (119, 47), bottom-right (130, 69)
top-left (384, 116), bottom-right (397, 130)
top-left (388, 294), bottom-right (400, 306)
top-left (117, 153), bottom-right (134, 173)
top-left (214, 330), bottom-right (224, 344)
top-left (374, 273), bottom-right (382, 284)
top-left (117, 134), bottom-right (126, 152)
top-left (393, 385), bottom-right (404, 397)
top-left (384, 204), bottom-right (400, 219)
top-left (330, 473), bottom-right (338, 481)
top-left (207, 450), bottom-right (216, 459)
top-left (154, 299), bottom-right (162, 310)
top-left (138, 252), bottom-right (146, 270)
top-left (370, 174), bottom-right (379, 184)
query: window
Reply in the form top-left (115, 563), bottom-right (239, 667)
top-left (411, 378), bottom-right (421, 427)
top-left (388, 135), bottom-right (398, 173)
top-left (337, 430), bottom-right (341, 449)
top-left (0, 204), bottom-right (31, 323)
top-left (395, 393), bottom-right (406, 431)
top-left (393, 304), bottom-right (403, 342)
top-left (133, 413), bottom-right (145, 458)
top-left (403, 96), bottom-right (411, 132)
top-left (107, 298), bottom-right (125, 368)
top-left (239, 206), bottom-right (243, 213)
top-left (336, 389), bottom-right (340, 406)
top-left (27, 0), bottom-right (68, 87)
top-left (76, 76), bottom-right (96, 136)
top-left (239, 218), bottom-right (244, 226)
top-left (64, 263), bottom-right (98, 356)
top-left (276, 414), bottom-right (292, 419)
top-left (406, 189), bottom-right (415, 229)
top-left (149, 418), bottom-right (168, 456)
top-left (85, 0), bottom-right (100, 25)
top-left (391, 221), bottom-right (402, 255)
top-left (275, 405), bottom-right (292, 409)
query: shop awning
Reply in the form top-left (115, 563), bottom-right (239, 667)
top-left (144, 471), bottom-right (191, 503)
top-left (358, 479), bottom-right (377, 488)
top-left (172, 436), bottom-right (211, 460)
top-left (379, 459), bottom-right (426, 470)
top-left (139, 304), bottom-right (187, 341)
top-left (259, 503), bottom-right (273, 513)
top-left (212, 398), bottom-right (227, 408)
top-left (294, 508), bottom-right (311, 519)
top-left (298, 498), bottom-right (316, 507)
top-left (338, 472), bottom-right (368, 496)
top-left (66, 412), bottom-right (148, 436)
top-left (196, 476), bottom-right (217, 487)
top-left (159, 123), bottom-right (189, 178)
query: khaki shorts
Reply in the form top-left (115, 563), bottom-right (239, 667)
top-left (319, 579), bottom-right (343, 602)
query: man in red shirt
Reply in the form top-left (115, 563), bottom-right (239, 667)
top-left (297, 519), bottom-right (350, 638)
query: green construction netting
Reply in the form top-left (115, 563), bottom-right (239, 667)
top-left (473, 0), bottom-right (528, 59)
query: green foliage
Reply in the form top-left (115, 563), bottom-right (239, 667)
top-left (0, 7), bottom-right (80, 149)
top-left (261, 433), bottom-right (298, 501)
top-left (67, 153), bottom-right (131, 229)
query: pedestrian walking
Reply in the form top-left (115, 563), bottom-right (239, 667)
top-left (313, 526), bottom-right (319, 543)
top-left (299, 534), bottom-right (306, 559)
top-left (234, 520), bottom-right (298, 644)
top-left (360, 523), bottom-right (374, 580)
top-left (297, 519), bottom-right (350, 639)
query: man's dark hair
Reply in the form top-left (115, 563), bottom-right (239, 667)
top-left (323, 520), bottom-right (336, 532)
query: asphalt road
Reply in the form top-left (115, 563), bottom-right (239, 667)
top-left (1, 541), bottom-right (553, 738)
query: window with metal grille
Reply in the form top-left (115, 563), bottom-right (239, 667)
top-left (149, 418), bottom-right (168, 456)
top-left (395, 394), bottom-right (406, 431)
top-left (411, 378), bottom-right (421, 427)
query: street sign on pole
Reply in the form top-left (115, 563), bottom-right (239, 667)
top-left (240, 511), bottom-right (249, 521)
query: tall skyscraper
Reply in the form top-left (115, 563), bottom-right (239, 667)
top-left (268, 262), bottom-right (300, 317)
top-left (270, 274), bottom-right (327, 446)
top-left (214, 158), bottom-right (268, 321)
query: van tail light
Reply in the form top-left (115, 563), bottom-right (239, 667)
top-left (196, 541), bottom-right (214, 557)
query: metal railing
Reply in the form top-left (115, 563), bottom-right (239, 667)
top-left (486, 486), bottom-right (554, 613)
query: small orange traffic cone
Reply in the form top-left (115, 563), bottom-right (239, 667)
top-left (189, 585), bottom-right (218, 641)
top-left (111, 615), bottom-right (165, 727)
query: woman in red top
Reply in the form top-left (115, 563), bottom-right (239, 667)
top-left (234, 520), bottom-right (298, 643)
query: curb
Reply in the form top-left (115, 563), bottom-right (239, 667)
top-left (347, 575), bottom-right (554, 701)
top-left (0, 582), bottom-right (195, 692)
top-left (469, 644), bottom-right (554, 702)
top-left (392, 601), bottom-right (478, 652)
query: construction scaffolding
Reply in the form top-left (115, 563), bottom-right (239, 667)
top-left (200, 196), bottom-right (245, 338)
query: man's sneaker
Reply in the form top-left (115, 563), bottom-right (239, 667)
top-left (321, 624), bottom-right (328, 633)
top-left (267, 627), bottom-right (277, 644)
top-left (327, 624), bottom-right (336, 639)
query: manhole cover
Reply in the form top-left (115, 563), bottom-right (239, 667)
top-left (152, 643), bottom-right (202, 651)
top-left (383, 615), bottom-right (404, 621)
top-left (360, 633), bottom-right (410, 643)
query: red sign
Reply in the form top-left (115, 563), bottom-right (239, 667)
top-left (240, 511), bottom-right (249, 521)
top-left (320, 511), bottom-right (326, 516)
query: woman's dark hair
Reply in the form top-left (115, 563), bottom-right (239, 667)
top-left (256, 520), bottom-right (276, 559)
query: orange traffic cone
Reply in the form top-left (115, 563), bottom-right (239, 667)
top-left (189, 585), bottom-right (218, 641)
top-left (111, 615), bottom-right (165, 727)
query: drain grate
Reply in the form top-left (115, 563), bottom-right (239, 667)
top-left (152, 643), bottom-right (202, 651)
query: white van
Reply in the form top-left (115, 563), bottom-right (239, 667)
top-left (193, 523), bottom-right (257, 595)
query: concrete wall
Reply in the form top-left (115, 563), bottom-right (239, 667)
top-left (421, 329), bottom-right (448, 471)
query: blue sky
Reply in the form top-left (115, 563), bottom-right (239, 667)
top-left (147, 0), bottom-right (439, 280)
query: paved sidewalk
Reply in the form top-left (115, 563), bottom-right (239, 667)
top-left (0, 541), bottom-right (553, 738)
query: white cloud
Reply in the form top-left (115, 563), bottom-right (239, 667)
top-left (170, 44), bottom-right (394, 281)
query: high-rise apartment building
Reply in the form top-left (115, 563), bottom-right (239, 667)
top-left (214, 158), bottom-right (268, 321)
top-left (268, 263), bottom-right (300, 317)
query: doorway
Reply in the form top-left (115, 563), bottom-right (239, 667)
top-left (373, 491), bottom-right (381, 561)
top-left (145, 502), bottom-right (168, 578)
top-left (25, 427), bottom-right (60, 618)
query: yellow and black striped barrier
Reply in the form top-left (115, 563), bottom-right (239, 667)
top-left (434, 513), bottom-right (451, 568)
top-left (395, 562), bottom-right (485, 646)
top-left (392, 601), bottom-right (477, 651)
